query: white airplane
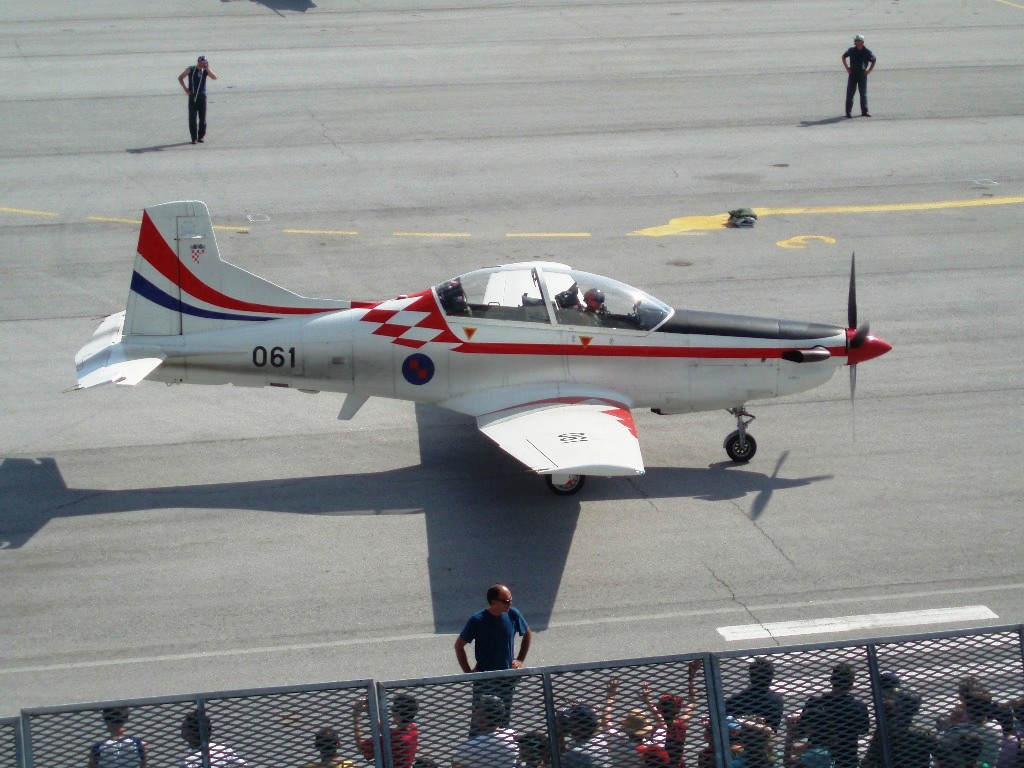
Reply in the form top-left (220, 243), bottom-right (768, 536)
top-left (73, 201), bottom-right (891, 495)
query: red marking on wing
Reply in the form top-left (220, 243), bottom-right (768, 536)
top-left (602, 407), bottom-right (639, 439)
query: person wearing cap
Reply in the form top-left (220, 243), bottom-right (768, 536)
top-left (177, 55), bottom-right (219, 144)
top-left (842, 35), bottom-right (876, 117)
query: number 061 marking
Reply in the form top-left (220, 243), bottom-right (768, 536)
top-left (252, 346), bottom-right (296, 368)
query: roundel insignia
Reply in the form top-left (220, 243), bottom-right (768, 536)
top-left (402, 353), bottom-right (435, 385)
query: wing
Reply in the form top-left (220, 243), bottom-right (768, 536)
top-left (476, 397), bottom-right (644, 476)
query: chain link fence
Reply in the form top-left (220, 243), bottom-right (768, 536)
top-left (2, 717), bottom-right (20, 768)
top-left (22, 682), bottom-right (377, 768)
top-left (13, 626), bottom-right (1024, 768)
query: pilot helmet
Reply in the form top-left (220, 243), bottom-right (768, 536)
top-left (584, 288), bottom-right (605, 310)
top-left (437, 278), bottom-right (467, 312)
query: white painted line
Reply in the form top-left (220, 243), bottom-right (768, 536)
top-left (718, 605), bottom-right (999, 642)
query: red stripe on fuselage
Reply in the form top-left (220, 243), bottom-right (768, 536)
top-left (136, 211), bottom-right (335, 317)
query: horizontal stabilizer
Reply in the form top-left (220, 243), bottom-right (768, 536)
top-left (74, 349), bottom-right (164, 390)
top-left (72, 311), bottom-right (164, 389)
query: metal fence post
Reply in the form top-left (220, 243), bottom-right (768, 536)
top-left (705, 654), bottom-right (731, 768)
top-left (866, 642), bottom-right (895, 768)
top-left (369, 682), bottom-right (386, 768)
top-left (195, 697), bottom-right (211, 768)
top-left (15, 716), bottom-right (28, 768)
top-left (541, 671), bottom-right (562, 768)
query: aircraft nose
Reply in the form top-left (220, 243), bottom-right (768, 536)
top-left (847, 334), bottom-right (892, 365)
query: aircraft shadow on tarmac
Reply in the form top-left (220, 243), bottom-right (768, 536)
top-left (0, 406), bottom-right (830, 630)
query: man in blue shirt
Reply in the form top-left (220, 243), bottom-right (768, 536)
top-left (455, 584), bottom-right (533, 734)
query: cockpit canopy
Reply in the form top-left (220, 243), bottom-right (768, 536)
top-left (434, 263), bottom-right (672, 331)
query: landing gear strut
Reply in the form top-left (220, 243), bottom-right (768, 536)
top-left (724, 407), bottom-right (757, 463)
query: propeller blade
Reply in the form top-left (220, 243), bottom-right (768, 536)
top-left (848, 252), bottom-right (858, 329)
top-left (851, 322), bottom-right (871, 349)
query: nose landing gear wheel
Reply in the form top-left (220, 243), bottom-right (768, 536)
top-left (545, 474), bottom-right (586, 495)
top-left (724, 431), bottom-right (757, 463)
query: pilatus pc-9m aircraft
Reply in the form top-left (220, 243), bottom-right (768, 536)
top-left (74, 201), bottom-right (891, 495)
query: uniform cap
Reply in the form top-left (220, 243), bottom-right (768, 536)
top-left (854, 35), bottom-right (865, 42)
top-left (197, 55), bottom-right (208, 62)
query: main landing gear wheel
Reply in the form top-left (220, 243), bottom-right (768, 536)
top-left (724, 431), bottom-right (757, 463)
top-left (545, 474), bottom-right (586, 495)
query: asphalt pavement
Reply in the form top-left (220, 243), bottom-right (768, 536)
top-left (1, 0), bottom-right (1022, 716)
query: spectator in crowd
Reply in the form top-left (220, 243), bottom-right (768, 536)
top-left (562, 702), bottom-right (612, 767)
top-left (88, 707), bottom-right (147, 768)
top-left (733, 718), bottom-right (778, 768)
top-left (180, 710), bottom-right (247, 768)
top-left (940, 688), bottom-right (1003, 768)
top-left (938, 677), bottom-right (985, 731)
top-left (451, 695), bottom-right (519, 768)
top-left (695, 715), bottom-right (747, 768)
top-left (800, 662), bottom-right (870, 768)
top-left (455, 584), bottom-right (532, 733)
top-left (515, 730), bottom-right (552, 768)
top-left (641, 660), bottom-right (703, 768)
top-left (860, 685), bottom-right (934, 768)
top-left (993, 704), bottom-right (1021, 768)
top-left (304, 728), bottom-right (356, 768)
top-left (562, 754), bottom-right (596, 768)
top-left (935, 730), bottom-right (984, 768)
top-left (784, 708), bottom-right (833, 768)
top-left (353, 694), bottom-right (419, 768)
top-left (622, 707), bottom-right (668, 765)
top-left (727, 657), bottom-right (786, 733)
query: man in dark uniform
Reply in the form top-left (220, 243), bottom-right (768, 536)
top-left (178, 55), bottom-right (219, 144)
top-left (842, 35), bottom-right (876, 118)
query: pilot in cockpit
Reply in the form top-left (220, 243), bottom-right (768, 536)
top-left (436, 278), bottom-right (470, 315)
top-left (582, 288), bottom-right (607, 315)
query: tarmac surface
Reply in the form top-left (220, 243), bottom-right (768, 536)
top-left (1, 0), bottom-right (1022, 716)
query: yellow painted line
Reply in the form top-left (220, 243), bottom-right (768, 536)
top-left (0, 206), bottom-right (59, 217)
top-left (86, 216), bottom-right (249, 233)
top-left (87, 216), bottom-right (142, 224)
top-left (392, 232), bottom-right (472, 238)
top-left (993, 0), bottom-right (1024, 9)
top-left (506, 232), bottom-right (592, 238)
top-left (284, 228), bottom-right (358, 236)
top-left (633, 195), bottom-right (1024, 236)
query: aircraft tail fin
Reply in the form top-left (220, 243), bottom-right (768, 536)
top-left (124, 200), bottom-right (349, 337)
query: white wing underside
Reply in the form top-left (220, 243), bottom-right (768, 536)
top-left (476, 398), bottom-right (645, 477)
